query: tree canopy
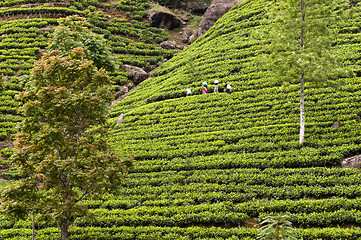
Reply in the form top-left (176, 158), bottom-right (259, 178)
top-left (263, 0), bottom-right (349, 145)
top-left (1, 17), bottom-right (132, 240)
top-left (48, 15), bottom-right (117, 72)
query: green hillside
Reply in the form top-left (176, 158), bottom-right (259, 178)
top-left (0, 0), bottom-right (174, 180)
top-left (3, 0), bottom-right (361, 239)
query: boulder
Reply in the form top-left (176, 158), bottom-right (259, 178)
top-left (160, 41), bottom-right (177, 50)
top-left (181, 27), bottom-right (196, 43)
top-left (331, 121), bottom-right (341, 129)
top-left (160, 41), bottom-right (184, 52)
top-left (179, 13), bottom-right (193, 23)
top-left (168, 0), bottom-right (181, 8)
top-left (123, 65), bottom-right (149, 84)
top-left (115, 85), bottom-right (129, 99)
top-left (186, 2), bottom-right (210, 15)
top-left (196, 0), bottom-right (244, 38)
top-left (341, 154), bottom-right (361, 169)
top-left (148, 9), bottom-right (181, 30)
top-left (116, 114), bottom-right (126, 125)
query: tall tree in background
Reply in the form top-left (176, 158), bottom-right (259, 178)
top-left (265, 0), bottom-right (346, 145)
top-left (49, 15), bottom-right (116, 72)
top-left (1, 17), bottom-right (132, 240)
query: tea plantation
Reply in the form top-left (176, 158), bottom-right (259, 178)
top-left (3, 0), bottom-right (361, 239)
top-left (0, 0), bottom-right (174, 179)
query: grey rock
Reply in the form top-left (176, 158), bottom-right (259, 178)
top-left (186, 2), bottom-right (210, 15)
top-left (148, 10), bottom-right (181, 30)
top-left (115, 86), bottom-right (129, 99)
top-left (160, 41), bottom-right (177, 50)
top-left (123, 65), bottom-right (149, 84)
top-left (341, 154), bottom-right (361, 169)
top-left (116, 114), bottom-right (126, 125)
top-left (168, 0), bottom-right (181, 8)
top-left (196, 0), bottom-right (244, 38)
top-left (331, 121), bottom-right (341, 129)
top-left (38, 26), bottom-right (54, 31)
top-left (181, 27), bottom-right (195, 43)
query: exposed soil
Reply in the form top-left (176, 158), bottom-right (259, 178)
top-left (243, 218), bottom-right (261, 228)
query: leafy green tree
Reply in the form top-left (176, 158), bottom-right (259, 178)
top-left (264, 0), bottom-right (347, 145)
top-left (257, 214), bottom-right (298, 240)
top-left (1, 21), bottom-right (132, 240)
top-left (48, 15), bottom-right (116, 72)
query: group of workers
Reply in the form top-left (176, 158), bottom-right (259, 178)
top-left (186, 80), bottom-right (232, 96)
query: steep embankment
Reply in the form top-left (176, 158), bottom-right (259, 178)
top-left (2, 0), bottom-right (361, 239)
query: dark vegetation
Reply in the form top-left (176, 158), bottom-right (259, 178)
top-left (2, 0), bottom-right (361, 239)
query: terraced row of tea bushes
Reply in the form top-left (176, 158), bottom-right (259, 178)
top-left (0, 0), bottom-right (49, 7)
top-left (89, 16), bottom-right (168, 43)
top-left (114, 0), bottom-right (149, 20)
top-left (0, 19), bottom-right (54, 141)
top-left (85, 11), bottom-right (173, 68)
top-left (0, 6), bottom-right (84, 16)
top-left (110, 88), bottom-right (361, 167)
top-left (4, 225), bottom-right (361, 240)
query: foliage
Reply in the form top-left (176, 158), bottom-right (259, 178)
top-left (3, 0), bottom-right (361, 239)
top-left (1, 45), bottom-right (132, 240)
top-left (262, 0), bottom-right (349, 145)
top-left (48, 15), bottom-right (116, 72)
top-left (257, 215), bottom-right (298, 240)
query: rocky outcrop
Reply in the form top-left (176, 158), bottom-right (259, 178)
top-left (160, 41), bottom-right (184, 52)
top-left (181, 27), bottom-right (196, 44)
top-left (195, 0), bottom-right (243, 38)
top-left (148, 9), bottom-right (181, 30)
top-left (123, 65), bottom-right (149, 84)
top-left (160, 41), bottom-right (177, 50)
top-left (115, 85), bottom-right (129, 100)
top-left (341, 154), bottom-right (361, 169)
top-left (168, 0), bottom-right (181, 8)
top-left (186, 2), bottom-right (210, 15)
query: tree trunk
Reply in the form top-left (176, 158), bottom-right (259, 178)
top-left (299, 72), bottom-right (305, 146)
top-left (299, 0), bottom-right (306, 146)
top-left (32, 213), bottom-right (35, 240)
top-left (60, 219), bottom-right (69, 240)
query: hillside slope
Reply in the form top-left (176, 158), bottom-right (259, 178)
top-left (0, 0), bottom-right (175, 182)
top-left (3, 0), bottom-right (361, 239)
top-left (107, 0), bottom-right (361, 238)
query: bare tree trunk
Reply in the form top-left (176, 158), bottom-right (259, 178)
top-left (299, 72), bottom-right (305, 146)
top-left (299, 0), bottom-right (306, 146)
top-left (32, 212), bottom-right (35, 240)
top-left (60, 219), bottom-right (69, 240)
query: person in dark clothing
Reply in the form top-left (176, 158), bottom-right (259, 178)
top-left (224, 82), bottom-right (232, 94)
